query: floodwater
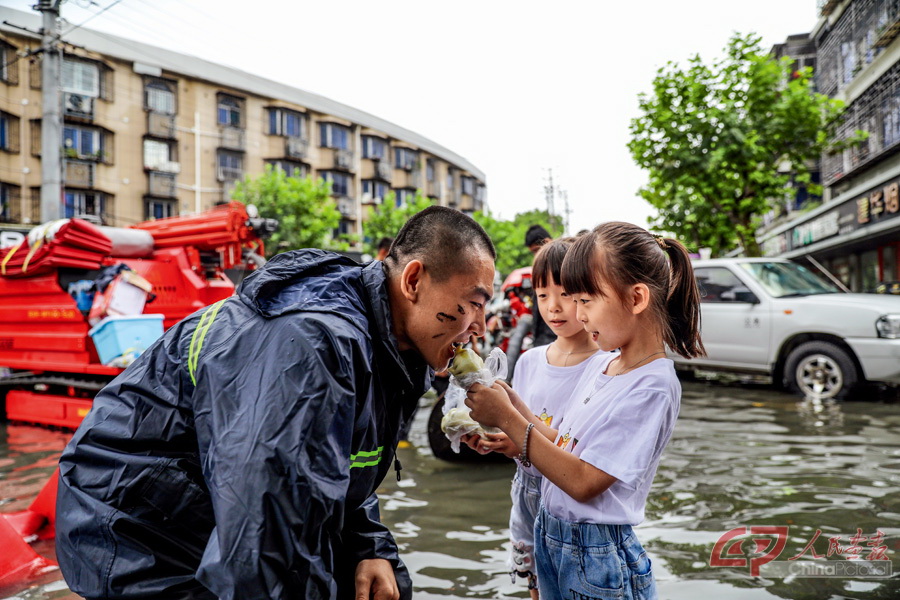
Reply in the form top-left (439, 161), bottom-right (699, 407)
top-left (2, 380), bottom-right (900, 599)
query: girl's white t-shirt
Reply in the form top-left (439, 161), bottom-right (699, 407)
top-left (511, 345), bottom-right (604, 478)
top-left (540, 352), bottom-right (681, 525)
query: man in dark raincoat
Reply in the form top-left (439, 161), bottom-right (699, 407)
top-left (55, 206), bottom-right (497, 600)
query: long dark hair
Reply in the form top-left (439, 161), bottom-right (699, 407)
top-left (560, 222), bottom-right (705, 359)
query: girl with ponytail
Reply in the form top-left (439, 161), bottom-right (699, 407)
top-left (465, 222), bottom-right (704, 600)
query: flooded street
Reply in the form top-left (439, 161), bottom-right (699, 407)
top-left (2, 380), bottom-right (900, 599)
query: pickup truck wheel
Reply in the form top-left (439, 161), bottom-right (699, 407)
top-left (785, 342), bottom-right (859, 400)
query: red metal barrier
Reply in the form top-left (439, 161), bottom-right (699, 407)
top-left (0, 515), bottom-right (56, 590)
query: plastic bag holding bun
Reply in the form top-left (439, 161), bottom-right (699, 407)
top-left (440, 347), bottom-right (508, 453)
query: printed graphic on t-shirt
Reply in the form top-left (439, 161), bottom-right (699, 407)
top-left (539, 408), bottom-right (553, 427)
top-left (557, 430), bottom-right (572, 450)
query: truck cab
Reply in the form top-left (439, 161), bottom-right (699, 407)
top-left (674, 258), bottom-right (900, 399)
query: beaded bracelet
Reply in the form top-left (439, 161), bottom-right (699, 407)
top-left (518, 423), bottom-right (535, 467)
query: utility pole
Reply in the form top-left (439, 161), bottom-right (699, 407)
top-left (560, 189), bottom-right (571, 236)
top-left (37, 0), bottom-right (63, 222)
top-left (544, 168), bottom-right (556, 216)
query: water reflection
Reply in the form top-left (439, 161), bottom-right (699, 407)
top-left (2, 381), bottom-right (900, 599)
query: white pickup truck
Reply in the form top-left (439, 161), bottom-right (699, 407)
top-left (673, 258), bottom-right (900, 399)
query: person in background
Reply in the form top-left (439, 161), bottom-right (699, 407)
top-left (466, 222), bottom-right (705, 600)
top-left (470, 238), bottom-right (600, 598)
top-left (524, 225), bottom-right (552, 255)
top-left (376, 236), bottom-right (394, 261)
top-left (55, 207), bottom-right (496, 600)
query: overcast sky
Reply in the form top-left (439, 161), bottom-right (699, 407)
top-left (1, 0), bottom-right (818, 233)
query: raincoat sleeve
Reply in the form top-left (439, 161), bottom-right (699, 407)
top-left (193, 317), bottom-right (368, 600)
top-left (344, 491), bottom-right (402, 564)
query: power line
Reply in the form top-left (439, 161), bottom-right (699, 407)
top-left (60, 0), bottom-right (123, 37)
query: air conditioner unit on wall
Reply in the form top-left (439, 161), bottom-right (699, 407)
top-left (64, 92), bottom-right (94, 117)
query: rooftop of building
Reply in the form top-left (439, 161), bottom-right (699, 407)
top-left (0, 7), bottom-right (486, 182)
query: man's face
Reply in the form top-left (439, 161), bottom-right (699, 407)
top-left (400, 253), bottom-right (495, 370)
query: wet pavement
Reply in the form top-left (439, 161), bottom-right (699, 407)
top-left (2, 379), bottom-right (899, 599)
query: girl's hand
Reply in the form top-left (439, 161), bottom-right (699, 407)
top-left (479, 431), bottom-right (518, 458)
top-left (465, 382), bottom-right (514, 429)
top-left (496, 381), bottom-right (527, 414)
top-left (461, 432), bottom-right (491, 455)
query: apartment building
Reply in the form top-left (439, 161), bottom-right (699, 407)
top-left (0, 9), bottom-right (486, 246)
top-left (759, 0), bottom-right (900, 291)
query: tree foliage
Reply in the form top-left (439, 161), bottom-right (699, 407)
top-left (361, 190), bottom-right (434, 256)
top-left (361, 190), bottom-right (563, 278)
top-left (473, 209), bottom-right (564, 278)
top-left (231, 165), bottom-right (343, 256)
top-left (628, 33), bottom-right (856, 256)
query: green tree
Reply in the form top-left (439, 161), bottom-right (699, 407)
top-left (361, 190), bottom-right (563, 279)
top-left (361, 190), bottom-right (433, 255)
top-left (474, 209), bottom-right (563, 278)
top-left (628, 33), bottom-right (858, 257)
top-left (231, 165), bottom-right (343, 256)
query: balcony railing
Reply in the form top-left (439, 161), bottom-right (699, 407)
top-left (219, 126), bottom-right (245, 151)
top-left (147, 112), bottom-right (176, 139)
top-left (63, 160), bottom-right (94, 187)
top-left (874, 14), bottom-right (900, 48)
top-left (375, 160), bottom-right (392, 181)
top-left (148, 171), bottom-right (177, 198)
top-left (337, 196), bottom-right (358, 219)
top-left (218, 166), bottom-right (243, 182)
top-left (335, 148), bottom-right (355, 170)
top-left (285, 136), bottom-right (309, 159)
top-left (145, 160), bottom-right (181, 174)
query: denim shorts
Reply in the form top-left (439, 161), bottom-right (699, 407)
top-left (508, 469), bottom-right (542, 588)
top-left (534, 507), bottom-right (657, 600)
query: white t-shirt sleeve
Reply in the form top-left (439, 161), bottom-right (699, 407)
top-left (576, 387), bottom-right (677, 489)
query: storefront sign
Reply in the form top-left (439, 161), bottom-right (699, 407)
top-left (792, 210), bottom-right (840, 248)
top-left (857, 180), bottom-right (900, 226)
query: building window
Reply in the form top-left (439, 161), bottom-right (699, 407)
top-left (146, 198), bottom-right (177, 220)
top-left (0, 41), bottom-right (18, 85)
top-left (268, 108), bottom-right (306, 138)
top-left (426, 159), bottom-right (435, 182)
top-left (362, 136), bottom-right (388, 159)
top-left (446, 170), bottom-right (455, 190)
top-left (145, 79), bottom-right (176, 115)
top-left (394, 147), bottom-right (418, 171)
top-left (143, 139), bottom-right (176, 170)
top-left (64, 125), bottom-right (102, 159)
top-left (0, 182), bottom-right (20, 221)
top-left (217, 150), bottom-right (243, 181)
top-left (362, 179), bottom-right (389, 203)
top-left (266, 159), bottom-right (308, 178)
top-left (461, 176), bottom-right (475, 196)
top-left (0, 112), bottom-right (20, 153)
top-left (62, 58), bottom-right (99, 97)
top-left (64, 190), bottom-right (106, 220)
top-left (319, 122), bottom-right (350, 150)
top-left (319, 170), bottom-right (351, 196)
top-left (475, 184), bottom-right (485, 202)
top-left (217, 94), bottom-right (244, 127)
top-left (395, 188), bottom-right (416, 207)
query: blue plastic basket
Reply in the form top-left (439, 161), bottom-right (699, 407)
top-left (88, 314), bottom-right (164, 365)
